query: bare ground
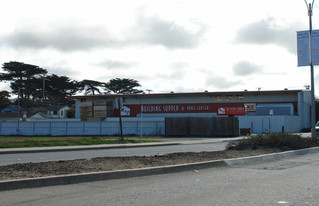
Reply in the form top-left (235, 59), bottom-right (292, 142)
top-left (0, 148), bottom-right (282, 181)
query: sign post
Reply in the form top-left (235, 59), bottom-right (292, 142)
top-left (297, 0), bottom-right (317, 139)
top-left (116, 98), bottom-right (124, 141)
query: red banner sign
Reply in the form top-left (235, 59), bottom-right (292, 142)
top-left (217, 107), bottom-right (245, 115)
top-left (245, 103), bottom-right (256, 112)
top-left (116, 103), bottom-right (247, 117)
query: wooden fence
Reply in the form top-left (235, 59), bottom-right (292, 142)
top-left (165, 117), bottom-right (239, 137)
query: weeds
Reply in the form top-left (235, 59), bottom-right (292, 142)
top-left (226, 133), bottom-right (319, 151)
top-left (0, 136), bottom-right (160, 148)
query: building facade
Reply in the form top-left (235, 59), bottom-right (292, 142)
top-left (70, 90), bottom-right (311, 134)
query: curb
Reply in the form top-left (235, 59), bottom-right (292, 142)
top-left (0, 137), bottom-right (239, 155)
top-left (1, 146), bottom-right (319, 191)
top-left (0, 160), bottom-right (226, 191)
top-left (224, 146), bottom-right (319, 166)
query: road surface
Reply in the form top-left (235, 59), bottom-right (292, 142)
top-left (0, 141), bottom-right (229, 166)
top-left (1, 150), bottom-right (319, 205)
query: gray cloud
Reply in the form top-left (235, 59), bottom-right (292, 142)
top-left (97, 59), bottom-right (138, 70)
top-left (1, 16), bottom-right (207, 51)
top-left (45, 66), bottom-right (78, 77)
top-left (206, 77), bottom-right (242, 89)
top-left (2, 26), bottom-right (118, 51)
top-left (130, 16), bottom-right (207, 49)
top-left (235, 18), bottom-right (298, 53)
top-left (233, 61), bottom-right (262, 76)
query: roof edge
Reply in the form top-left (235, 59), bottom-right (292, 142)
top-left (68, 89), bottom-right (305, 99)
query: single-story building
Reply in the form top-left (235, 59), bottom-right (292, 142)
top-left (46, 105), bottom-right (71, 119)
top-left (69, 89), bottom-right (312, 134)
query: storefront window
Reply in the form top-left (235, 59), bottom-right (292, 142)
top-left (215, 96), bottom-right (223, 101)
top-left (236, 95), bottom-right (244, 100)
top-left (225, 95), bottom-right (233, 101)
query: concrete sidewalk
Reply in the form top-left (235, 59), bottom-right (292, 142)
top-left (0, 137), bottom-right (241, 154)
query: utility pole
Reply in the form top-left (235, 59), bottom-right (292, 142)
top-left (17, 87), bottom-right (24, 134)
top-left (116, 98), bottom-right (124, 141)
top-left (42, 76), bottom-right (46, 108)
top-left (304, 0), bottom-right (317, 139)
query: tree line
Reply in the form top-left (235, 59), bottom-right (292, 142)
top-left (0, 61), bottom-right (143, 109)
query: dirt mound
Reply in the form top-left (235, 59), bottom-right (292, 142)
top-left (0, 148), bottom-right (281, 181)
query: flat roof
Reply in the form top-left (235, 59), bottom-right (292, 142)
top-left (68, 89), bottom-right (304, 99)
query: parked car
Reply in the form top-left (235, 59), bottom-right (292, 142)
top-left (316, 121), bottom-right (319, 133)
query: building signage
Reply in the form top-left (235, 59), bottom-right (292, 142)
top-left (217, 107), bottom-right (245, 115)
top-left (297, 30), bottom-right (319, 66)
top-left (245, 103), bottom-right (256, 112)
top-left (114, 101), bottom-right (296, 117)
top-left (217, 107), bottom-right (226, 115)
top-left (312, 30), bottom-right (319, 65)
top-left (121, 106), bottom-right (131, 116)
top-left (141, 104), bottom-right (210, 113)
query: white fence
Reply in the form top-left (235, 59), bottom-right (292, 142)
top-left (0, 118), bottom-right (165, 136)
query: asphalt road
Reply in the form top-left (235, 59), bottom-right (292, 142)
top-left (1, 151), bottom-right (319, 205)
top-left (0, 141), bottom-right (229, 166)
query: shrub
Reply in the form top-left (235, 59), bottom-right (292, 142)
top-left (226, 133), bottom-right (318, 151)
top-left (240, 128), bottom-right (251, 136)
top-left (301, 128), bottom-right (311, 133)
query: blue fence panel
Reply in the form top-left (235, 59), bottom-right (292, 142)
top-left (67, 122), bottom-right (85, 135)
top-left (50, 122), bottom-right (68, 136)
top-left (83, 122), bottom-right (101, 135)
top-left (102, 120), bottom-right (121, 135)
top-left (34, 122), bottom-right (51, 136)
top-left (0, 117), bottom-right (168, 136)
top-left (156, 121), bottom-right (165, 135)
top-left (139, 121), bottom-right (155, 135)
top-left (122, 121), bottom-right (138, 135)
top-left (0, 115), bottom-right (302, 136)
top-left (18, 122), bottom-right (35, 135)
top-left (100, 122), bottom-right (115, 135)
top-left (283, 116), bottom-right (302, 133)
top-left (1, 122), bottom-right (18, 135)
top-left (238, 115), bottom-right (301, 134)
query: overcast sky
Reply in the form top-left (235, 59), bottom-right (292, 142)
top-left (0, 0), bottom-right (318, 94)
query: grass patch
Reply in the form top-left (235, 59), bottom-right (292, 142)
top-left (0, 136), bottom-right (161, 148)
top-left (226, 133), bottom-right (319, 151)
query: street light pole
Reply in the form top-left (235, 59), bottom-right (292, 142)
top-left (17, 87), bottom-right (24, 134)
top-left (304, 0), bottom-right (316, 139)
top-left (42, 76), bottom-right (46, 108)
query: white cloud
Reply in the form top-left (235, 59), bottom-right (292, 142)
top-left (96, 59), bottom-right (138, 70)
top-left (0, 0), bottom-right (318, 94)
